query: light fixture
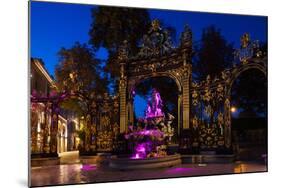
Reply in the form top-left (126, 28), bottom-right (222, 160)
top-left (231, 107), bottom-right (237, 113)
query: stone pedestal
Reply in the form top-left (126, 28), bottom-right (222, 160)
top-left (108, 154), bottom-right (182, 170)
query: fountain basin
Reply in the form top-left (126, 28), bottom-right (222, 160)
top-left (108, 154), bottom-right (181, 170)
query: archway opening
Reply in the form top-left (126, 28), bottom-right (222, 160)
top-left (67, 120), bottom-right (79, 151)
top-left (58, 96), bottom-right (88, 153)
top-left (230, 68), bottom-right (267, 161)
top-left (132, 76), bottom-right (180, 143)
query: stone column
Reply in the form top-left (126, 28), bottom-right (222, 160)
top-left (180, 24), bottom-right (192, 130)
top-left (182, 64), bottom-right (191, 130)
top-left (119, 62), bottom-right (127, 133)
top-left (177, 94), bottom-right (182, 135)
top-left (119, 83), bottom-right (126, 133)
top-left (42, 104), bottom-right (51, 153)
top-left (50, 103), bottom-right (58, 157)
top-left (182, 79), bottom-right (189, 129)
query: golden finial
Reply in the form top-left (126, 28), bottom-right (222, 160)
top-left (151, 19), bottom-right (160, 31)
top-left (240, 33), bottom-right (250, 48)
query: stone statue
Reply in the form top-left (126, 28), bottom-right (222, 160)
top-left (145, 89), bottom-right (164, 118)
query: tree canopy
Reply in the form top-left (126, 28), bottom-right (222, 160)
top-left (89, 7), bottom-right (150, 54)
top-left (55, 42), bottom-right (108, 115)
top-left (89, 7), bottom-right (151, 93)
top-left (55, 42), bottom-right (107, 94)
top-left (231, 69), bottom-right (267, 118)
top-left (193, 25), bottom-right (234, 81)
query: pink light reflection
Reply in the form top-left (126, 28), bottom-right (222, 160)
top-left (131, 153), bottom-right (140, 159)
top-left (81, 164), bottom-right (97, 171)
top-left (166, 167), bottom-right (193, 174)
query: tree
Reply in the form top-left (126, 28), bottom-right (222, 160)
top-left (193, 25), bottom-right (234, 81)
top-left (89, 7), bottom-right (150, 54)
top-left (55, 42), bottom-right (108, 152)
top-left (56, 42), bottom-right (107, 94)
top-left (89, 7), bottom-right (151, 92)
top-left (231, 69), bottom-right (267, 118)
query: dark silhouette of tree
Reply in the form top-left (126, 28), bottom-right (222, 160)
top-left (193, 25), bottom-right (234, 81)
top-left (191, 26), bottom-right (267, 119)
top-left (89, 7), bottom-right (151, 93)
top-left (231, 69), bottom-right (267, 118)
top-left (89, 7), bottom-right (150, 54)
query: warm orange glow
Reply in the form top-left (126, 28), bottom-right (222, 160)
top-left (231, 107), bottom-right (236, 113)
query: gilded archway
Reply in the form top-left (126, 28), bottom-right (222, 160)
top-left (117, 20), bottom-right (193, 134)
top-left (190, 33), bottom-right (267, 151)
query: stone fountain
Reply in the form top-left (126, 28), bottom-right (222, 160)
top-left (108, 89), bottom-right (181, 170)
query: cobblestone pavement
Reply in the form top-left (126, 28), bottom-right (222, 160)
top-left (31, 161), bottom-right (267, 187)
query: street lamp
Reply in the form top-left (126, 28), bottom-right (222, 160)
top-left (231, 106), bottom-right (237, 113)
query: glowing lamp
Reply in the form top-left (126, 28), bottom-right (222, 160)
top-left (231, 107), bottom-right (236, 113)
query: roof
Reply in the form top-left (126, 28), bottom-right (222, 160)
top-left (31, 58), bottom-right (56, 88)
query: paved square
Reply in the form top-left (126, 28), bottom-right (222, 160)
top-left (31, 162), bottom-right (267, 187)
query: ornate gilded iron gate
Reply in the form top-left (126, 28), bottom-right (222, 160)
top-left (117, 20), bottom-right (193, 135)
top-left (95, 94), bottom-right (120, 152)
top-left (190, 75), bottom-right (232, 150)
top-left (31, 24), bottom-right (267, 157)
top-left (190, 33), bottom-right (267, 152)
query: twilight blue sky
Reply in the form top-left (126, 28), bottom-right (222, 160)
top-left (30, 1), bottom-right (267, 118)
top-left (31, 1), bottom-right (267, 77)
